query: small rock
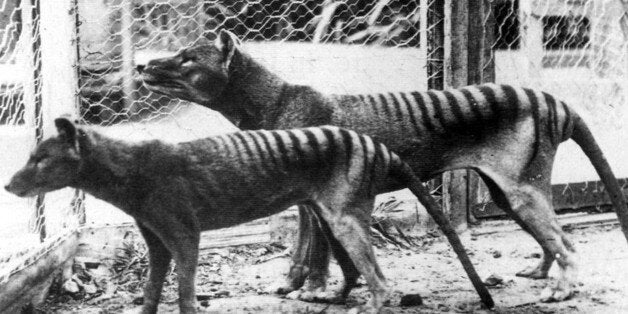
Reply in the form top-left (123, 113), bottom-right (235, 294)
top-left (75, 257), bottom-right (101, 269)
top-left (133, 296), bottom-right (144, 305)
top-left (62, 280), bottom-right (80, 294)
top-left (196, 294), bottom-right (212, 301)
top-left (483, 274), bottom-right (504, 286)
top-left (214, 290), bottom-right (230, 298)
top-left (200, 300), bottom-right (210, 307)
top-left (525, 252), bottom-right (542, 259)
top-left (492, 250), bottom-right (502, 258)
top-left (399, 294), bottom-right (423, 307)
top-left (253, 247), bottom-right (269, 256)
top-left (83, 284), bottom-right (98, 294)
top-left (207, 248), bottom-right (230, 257)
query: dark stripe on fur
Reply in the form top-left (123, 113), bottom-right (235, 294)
top-left (225, 134), bottom-right (244, 161)
top-left (257, 131), bottom-right (279, 166)
top-left (321, 127), bottom-right (337, 164)
top-left (411, 91), bottom-right (435, 132)
top-left (388, 93), bottom-right (405, 124)
top-left (523, 88), bottom-right (541, 163)
top-left (561, 101), bottom-right (571, 141)
top-left (358, 134), bottom-right (371, 190)
top-left (443, 90), bottom-right (466, 127)
top-left (271, 131), bottom-right (291, 165)
top-left (460, 88), bottom-right (484, 122)
top-left (367, 95), bottom-right (380, 116)
top-left (302, 129), bottom-right (322, 163)
top-left (500, 85), bottom-right (520, 115)
top-left (399, 93), bottom-right (422, 135)
top-left (427, 91), bottom-right (448, 129)
top-left (543, 92), bottom-right (558, 146)
top-left (248, 132), bottom-right (271, 169)
top-left (477, 85), bottom-right (499, 117)
top-left (377, 93), bottom-right (392, 118)
top-left (287, 130), bottom-right (307, 163)
top-left (338, 128), bottom-right (354, 168)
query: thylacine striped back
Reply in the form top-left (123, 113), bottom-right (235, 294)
top-left (337, 83), bottom-right (575, 162)
top-left (213, 126), bottom-right (405, 193)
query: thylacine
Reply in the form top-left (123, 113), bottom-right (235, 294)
top-left (5, 118), bottom-right (492, 314)
top-left (138, 30), bottom-right (628, 302)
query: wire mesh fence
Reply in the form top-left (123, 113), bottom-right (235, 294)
top-left (74, 0), bottom-right (433, 224)
top-left (0, 0), bottom-right (83, 282)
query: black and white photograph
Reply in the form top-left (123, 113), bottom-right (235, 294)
top-left (1, 0), bottom-right (628, 313)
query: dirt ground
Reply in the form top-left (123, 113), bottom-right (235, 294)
top-left (38, 220), bottom-right (628, 313)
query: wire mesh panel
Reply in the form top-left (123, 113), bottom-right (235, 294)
top-left (0, 0), bottom-right (81, 282)
top-left (74, 0), bottom-right (436, 223)
top-left (472, 0), bottom-right (628, 217)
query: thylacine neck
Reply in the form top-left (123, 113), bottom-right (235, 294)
top-left (218, 51), bottom-right (290, 130)
top-left (72, 133), bottom-right (146, 211)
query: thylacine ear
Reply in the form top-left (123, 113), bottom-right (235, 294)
top-left (55, 117), bottom-right (77, 146)
top-left (55, 117), bottom-right (88, 154)
top-left (215, 29), bottom-right (241, 72)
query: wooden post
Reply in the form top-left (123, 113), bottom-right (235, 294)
top-left (121, 0), bottom-right (136, 113)
top-left (427, 0), bottom-right (445, 90)
top-left (441, 0), bottom-right (496, 231)
top-left (442, 0), bottom-right (469, 231)
top-left (519, 0), bottom-right (543, 84)
top-left (38, 0), bottom-right (81, 238)
top-left (426, 0), bottom-right (445, 211)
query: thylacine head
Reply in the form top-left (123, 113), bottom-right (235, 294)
top-left (5, 118), bottom-right (84, 197)
top-left (137, 30), bottom-right (286, 127)
top-left (138, 30), bottom-right (245, 107)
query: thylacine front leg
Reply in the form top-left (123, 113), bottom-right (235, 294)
top-left (137, 222), bottom-right (172, 314)
top-left (141, 194), bottom-right (202, 314)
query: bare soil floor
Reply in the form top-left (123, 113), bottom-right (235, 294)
top-left (39, 221), bottom-right (628, 314)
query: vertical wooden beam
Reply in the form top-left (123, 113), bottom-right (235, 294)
top-left (442, 0), bottom-right (469, 231)
top-left (481, 0), bottom-right (496, 83)
top-left (426, 0), bottom-right (445, 205)
top-left (38, 0), bottom-right (81, 239)
top-left (121, 0), bottom-right (136, 113)
top-left (427, 0), bottom-right (445, 90)
top-left (519, 0), bottom-right (543, 83)
top-left (442, 0), bottom-right (496, 230)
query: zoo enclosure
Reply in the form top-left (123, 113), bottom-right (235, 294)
top-left (0, 0), bottom-right (627, 309)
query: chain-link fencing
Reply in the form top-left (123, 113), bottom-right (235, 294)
top-left (0, 0), bottom-right (83, 283)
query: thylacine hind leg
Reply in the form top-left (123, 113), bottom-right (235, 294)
top-left (310, 199), bottom-right (388, 314)
top-left (301, 201), bottom-right (361, 303)
top-left (287, 202), bottom-right (364, 303)
top-left (478, 169), bottom-right (578, 302)
top-left (137, 222), bottom-right (172, 314)
top-left (278, 204), bottom-right (330, 295)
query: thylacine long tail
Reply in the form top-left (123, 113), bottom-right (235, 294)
top-left (387, 153), bottom-right (494, 308)
top-left (567, 112), bottom-right (628, 243)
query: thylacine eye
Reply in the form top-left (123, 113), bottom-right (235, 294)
top-left (34, 154), bottom-right (48, 165)
top-left (181, 55), bottom-right (196, 66)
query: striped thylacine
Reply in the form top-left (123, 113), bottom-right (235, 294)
top-left (5, 119), bottom-right (492, 313)
top-left (139, 30), bottom-right (628, 303)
